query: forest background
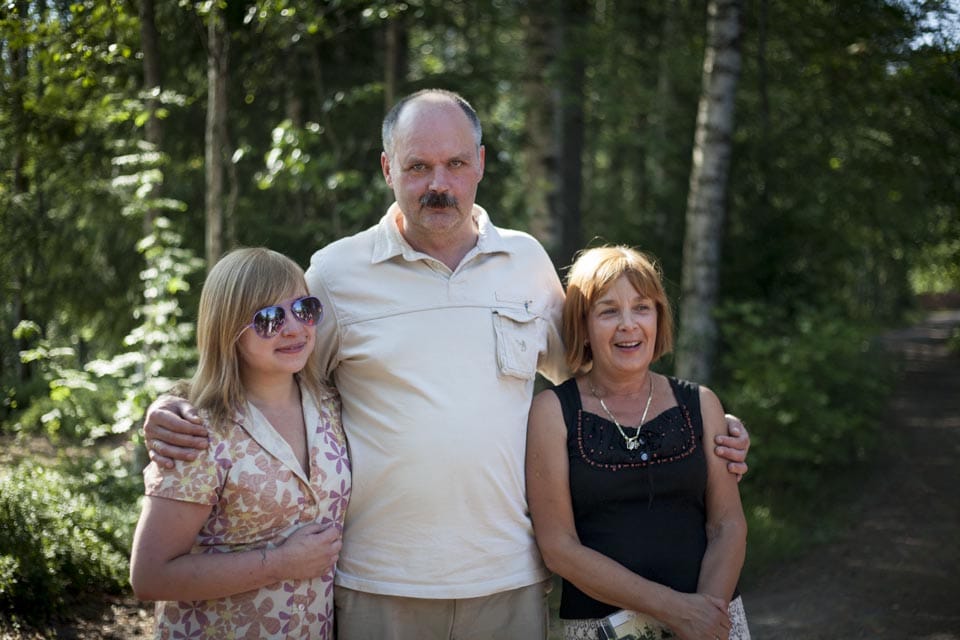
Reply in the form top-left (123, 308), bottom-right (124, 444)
top-left (1, 0), bottom-right (959, 633)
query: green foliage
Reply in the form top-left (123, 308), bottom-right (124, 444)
top-left (0, 460), bottom-right (139, 626)
top-left (910, 221), bottom-right (960, 295)
top-left (10, 336), bottom-right (120, 442)
top-left (948, 326), bottom-right (960, 355)
top-left (723, 1), bottom-right (960, 323)
top-left (17, 236), bottom-right (197, 443)
top-left (7, 151), bottom-right (201, 446)
top-left (715, 301), bottom-right (896, 496)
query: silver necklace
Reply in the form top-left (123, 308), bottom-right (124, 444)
top-left (590, 375), bottom-right (654, 451)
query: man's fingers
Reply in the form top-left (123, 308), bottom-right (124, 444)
top-left (146, 446), bottom-right (176, 469)
top-left (144, 414), bottom-right (209, 444)
top-left (317, 526), bottom-right (342, 542)
top-left (723, 412), bottom-right (743, 431)
top-left (295, 523), bottom-right (325, 536)
top-left (150, 424), bottom-right (209, 449)
top-left (147, 438), bottom-right (201, 463)
top-left (714, 443), bottom-right (746, 462)
top-left (727, 461), bottom-right (748, 479)
top-left (177, 400), bottom-right (204, 424)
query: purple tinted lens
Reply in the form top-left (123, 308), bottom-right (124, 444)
top-left (252, 305), bottom-right (285, 338)
top-left (291, 296), bottom-right (323, 326)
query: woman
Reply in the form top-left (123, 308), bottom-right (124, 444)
top-left (130, 247), bottom-right (350, 639)
top-left (526, 246), bottom-right (749, 640)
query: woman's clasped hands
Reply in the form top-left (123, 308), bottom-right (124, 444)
top-left (665, 591), bottom-right (732, 640)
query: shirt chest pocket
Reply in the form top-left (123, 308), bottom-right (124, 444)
top-left (492, 308), bottom-right (542, 380)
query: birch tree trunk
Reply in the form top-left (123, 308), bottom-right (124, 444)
top-left (205, 2), bottom-right (228, 268)
top-left (675, 0), bottom-right (743, 383)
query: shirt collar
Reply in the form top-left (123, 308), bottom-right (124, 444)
top-left (370, 202), bottom-right (510, 264)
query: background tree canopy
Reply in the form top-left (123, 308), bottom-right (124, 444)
top-left (0, 0), bottom-right (958, 625)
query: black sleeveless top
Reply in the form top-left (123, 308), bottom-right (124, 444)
top-left (552, 376), bottom-right (714, 620)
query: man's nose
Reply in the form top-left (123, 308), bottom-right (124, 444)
top-left (429, 166), bottom-right (451, 192)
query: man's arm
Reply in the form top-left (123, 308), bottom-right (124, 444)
top-left (143, 395), bottom-right (209, 469)
top-left (717, 415), bottom-right (750, 479)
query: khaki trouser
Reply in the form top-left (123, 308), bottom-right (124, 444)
top-left (335, 581), bottom-right (551, 640)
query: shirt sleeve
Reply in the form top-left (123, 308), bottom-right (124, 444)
top-left (142, 436), bottom-right (230, 506)
top-left (305, 248), bottom-right (342, 382)
top-left (535, 247), bottom-right (571, 385)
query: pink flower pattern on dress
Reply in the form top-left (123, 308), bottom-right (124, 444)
top-left (144, 388), bottom-right (350, 640)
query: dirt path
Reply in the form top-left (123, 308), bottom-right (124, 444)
top-left (742, 309), bottom-right (960, 639)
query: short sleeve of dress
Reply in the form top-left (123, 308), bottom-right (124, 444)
top-left (142, 433), bottom-right (230, 506)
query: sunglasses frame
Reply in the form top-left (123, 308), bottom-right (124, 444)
top-left (243, 295), bottom-right (323, 340)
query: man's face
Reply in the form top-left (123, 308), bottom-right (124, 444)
top-left (381, 98), bottom-right (485, 248)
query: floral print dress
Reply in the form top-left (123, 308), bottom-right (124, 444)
top-left (142, 385), bottom-right (350, 640)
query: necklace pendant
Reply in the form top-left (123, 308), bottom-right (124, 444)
top-left (626, 439), bottom-right (640, 450)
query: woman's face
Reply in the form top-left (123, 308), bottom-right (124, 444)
top-left (586, 274), bottom-right (658, 377)
top-left (236, 289), bottom-right (317, 382)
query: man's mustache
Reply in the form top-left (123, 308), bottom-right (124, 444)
top-left (420, 191), bottom-right (458, 209)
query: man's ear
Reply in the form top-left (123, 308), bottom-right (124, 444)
top-left (381, 151), bottom-right (394, 187)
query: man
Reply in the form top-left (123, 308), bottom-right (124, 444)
top-left (144, 89), bottom-right (750, 639)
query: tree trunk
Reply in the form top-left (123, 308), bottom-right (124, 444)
top-left (205, 3), bottom-right (228, 268)
top-left (382, 16), bottom-right (408, 222)
top-left (11, 0), bottom-right (32, 383)
top-left (384, 17), bottom-right (407, 115)
top-left (676, 0), bottom-right (743, 383)
top-left (756, 0), bottom-right (770, 206)
top-left (519, 4), bottom-right (557, 254)
top-left (648, 1), bottom-right (680, 253)
top-left (139, 0), bottom-right (163, 232)
top-left (552, 0), bottom-right (588, 268)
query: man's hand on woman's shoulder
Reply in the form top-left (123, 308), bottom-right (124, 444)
top-left (717, 414), bottom-right (750, 480)
top-left (143, 394), bottom-right (209, 468)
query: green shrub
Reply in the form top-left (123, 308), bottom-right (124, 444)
top-left (716, 302), bottom-right (895, 497)
top-left (0, 460), bottom-right (139, 625)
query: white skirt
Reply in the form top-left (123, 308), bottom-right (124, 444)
top-left (562, 595), bottom-right (751, 640)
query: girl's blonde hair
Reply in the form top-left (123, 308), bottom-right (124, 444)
top-left (189, 247), bottom-right (328, 429)
top-left (562, 245), bottom-right (674, 374)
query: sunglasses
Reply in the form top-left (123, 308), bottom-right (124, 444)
top-left (245, 296), bottom-right (323, 339)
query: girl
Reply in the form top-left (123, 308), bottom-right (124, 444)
top-left (130, 247), bottom-right (350, 639)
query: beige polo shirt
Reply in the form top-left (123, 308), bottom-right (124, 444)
top-left (305, 203), bottom-right (566, 598)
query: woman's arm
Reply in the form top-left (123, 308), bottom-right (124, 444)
top-left (697, 386), bottom-right (749, 602)
top-left (525, 389), bottom-right (729, 640)
top-left (129, 495), bottom-right (342, 602)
